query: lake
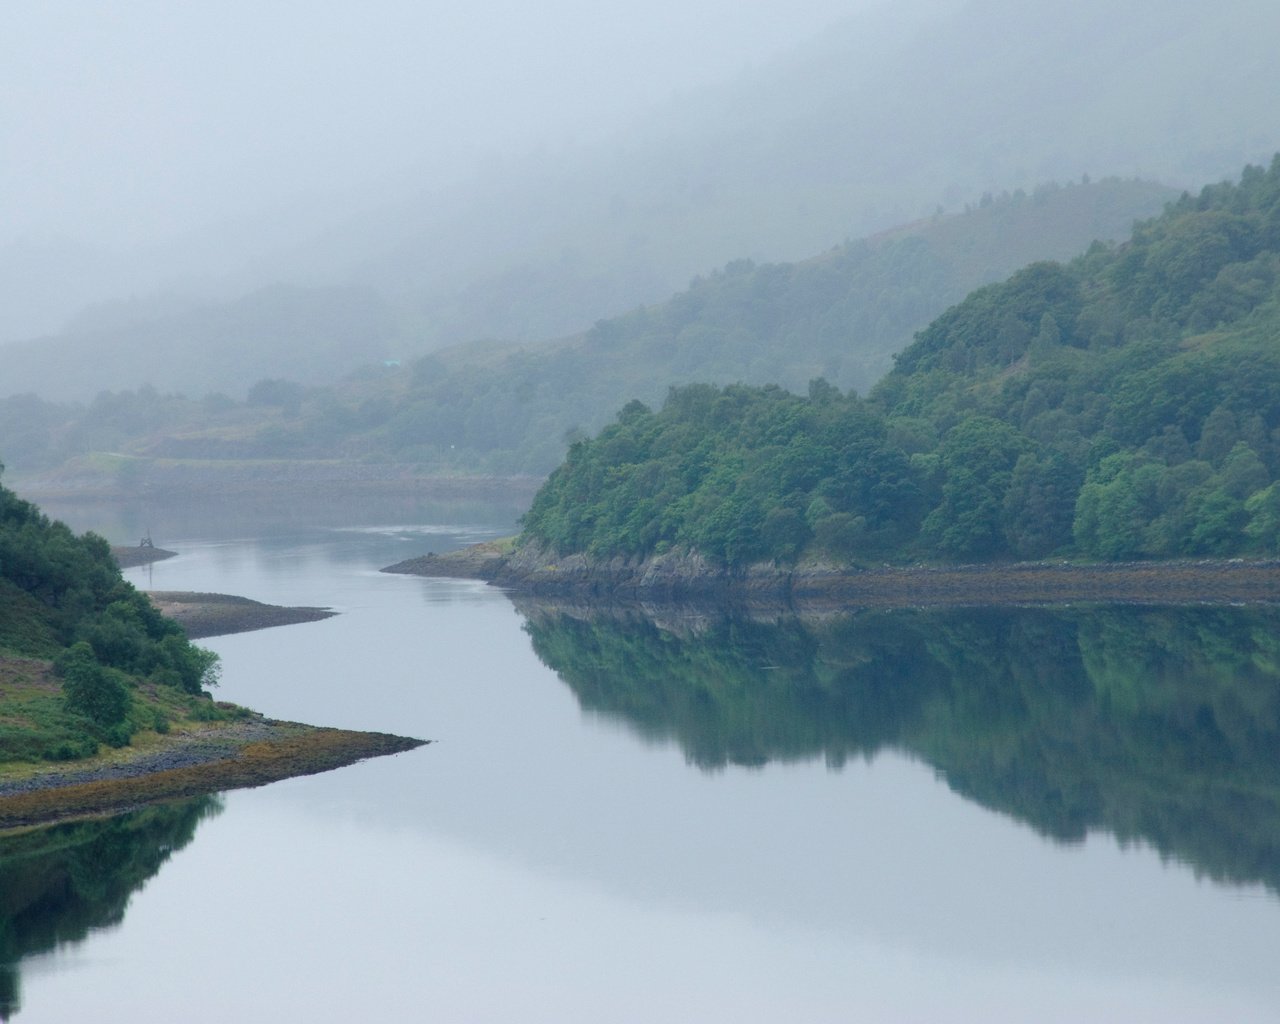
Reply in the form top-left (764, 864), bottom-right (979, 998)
top-left (4, 516), bottom-right (1280, 1021)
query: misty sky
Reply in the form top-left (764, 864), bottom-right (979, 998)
top-left (3, 0), bottom-right (887, 248)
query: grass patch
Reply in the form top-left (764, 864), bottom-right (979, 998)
top-left (0, 655), bottom-right (245, 771)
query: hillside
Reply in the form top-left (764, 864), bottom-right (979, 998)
top-left (0, 179), bottom-right (1171, 478)
top-left (0, 474), bottom-right (226, 762)
top-left (518, 157), bottom-right (1280, 567)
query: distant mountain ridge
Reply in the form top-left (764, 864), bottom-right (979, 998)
top-left (2, 0), bottom-right (1276, 401)
top-left (0, 178), bottom-right (1172, 475)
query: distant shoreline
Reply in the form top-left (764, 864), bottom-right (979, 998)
top-left (111, 544), bottom-right (177, 568)
top-left (13, 463), bottom-right (542, 506)
top-left (385, 542), bottom-right (1280, 608)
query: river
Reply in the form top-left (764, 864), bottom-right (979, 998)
top-left (4, 516), bottom-right (1280, 1021)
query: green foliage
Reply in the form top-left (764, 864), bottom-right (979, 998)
top-left (521, 382), bottom-right (922, 566)
top-left (1244, 482), bottom-right (1280, 553)
top-left (56, 641), bottom-right (131, 728)
top-left (920, 417), bottom-right (1033, 558)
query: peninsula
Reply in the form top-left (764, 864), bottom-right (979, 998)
top-left (0, 485), bottom-right (423, 830)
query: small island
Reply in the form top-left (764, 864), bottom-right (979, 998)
top-left (110, 544), bottom-right (177, 569)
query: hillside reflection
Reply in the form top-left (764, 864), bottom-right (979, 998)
top-left (0, 796), bottom-right (220, 1020)
top-left (519, 600), bottom-right (1280, 896)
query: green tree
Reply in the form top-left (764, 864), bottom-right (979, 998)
top-left (922, 417), bottom-right (1032, 558)
top-left (56, 641), bottom-right (131, 728)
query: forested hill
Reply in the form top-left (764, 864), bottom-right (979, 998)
top-left (520, 157), bottom-right (1280, 566)
top-left (1, 178), bottom-right (1170, 477)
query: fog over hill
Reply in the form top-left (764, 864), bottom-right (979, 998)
top-left (2, 0), bottom-right (1277, 402)
top-left (0, 178), bottom-right (1175, 474)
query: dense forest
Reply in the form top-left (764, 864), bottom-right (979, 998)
top-left (521, 602), bottom-right (1280, 895)
top-left (521, 158), bottom-right (1280, 566)
top-left (0, 472), bottom-right (223, 760)
top-left (1, 180), bottom-right (1170, 479)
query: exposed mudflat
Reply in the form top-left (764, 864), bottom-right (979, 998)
top-left (146, 591), bottom-right (336, 638)
top-left (0, 719), bottom-right (427, 831)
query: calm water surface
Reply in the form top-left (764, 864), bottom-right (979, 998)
top-left (6, 521), bottom-right (1280, 1021)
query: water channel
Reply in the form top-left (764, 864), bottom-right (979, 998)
top-left (4, 514), bottom-right (1280, 1021)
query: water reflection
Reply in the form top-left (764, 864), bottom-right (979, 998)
top-left (518, 600), bottom-right (1280, 896)
top-left (0, 797), bottom-right (221, 1019)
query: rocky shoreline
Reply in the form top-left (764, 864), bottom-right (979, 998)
top-left (384, 541), bottom-right (1280, 608)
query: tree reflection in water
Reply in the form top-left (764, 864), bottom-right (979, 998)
top-left (520, 600), bottom-right (1280, 895)
top-left (0, 796), bottom-right (220, 1019)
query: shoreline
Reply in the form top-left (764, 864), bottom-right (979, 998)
top-left (0, 718), bottom-right (426, 831)
top-left (13, 464), bottom-right (542, 507)
top-left (384, 542), bottom-right (1280, 608)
